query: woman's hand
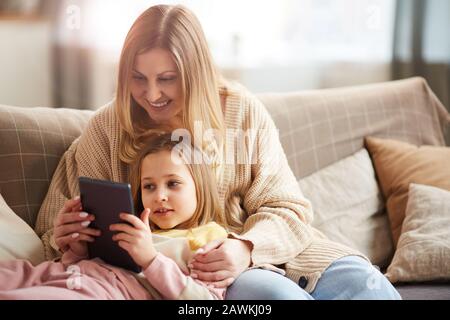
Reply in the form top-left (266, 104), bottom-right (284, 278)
top-left (189, 238), bottom-right (253, 288)
top-left (53, 196), bottom-right (101, 257)
top-left (110, 208), bottom-right (157, 269)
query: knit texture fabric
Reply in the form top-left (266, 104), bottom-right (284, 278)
top-left (35, 83), bottom-right (366, 293)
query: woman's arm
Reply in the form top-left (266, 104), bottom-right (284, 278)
top-left (228, 96), bottom-right (314, 266)
top-left (34, 102), bottom-right (118, 260)
top-left (35, 139), bottom-right (83, 260)
top-left (191, 92), bottom-right (314, 285)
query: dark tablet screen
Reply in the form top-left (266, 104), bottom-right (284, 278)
top-left (79, 177), bottom-right (141, 273)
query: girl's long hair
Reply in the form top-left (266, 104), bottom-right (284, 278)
top-left (116, 4), bottom-right (227, 183)
top-left (129, 133), bottom-right (226, 230)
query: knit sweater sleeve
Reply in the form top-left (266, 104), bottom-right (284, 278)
top-left (34, 103), bottom-right (117, 260)
top-left (228, 94), bottom-right (314, 266)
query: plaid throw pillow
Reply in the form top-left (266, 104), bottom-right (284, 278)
top-left (0, 104), bottom-right (93, 228)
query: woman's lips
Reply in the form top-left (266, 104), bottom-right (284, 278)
top-left (148, 100), bottom-right (172, 112)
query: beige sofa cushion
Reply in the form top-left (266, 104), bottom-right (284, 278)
top-left (298, 149), bottom-right (394, 268)
top-left (364, 136), bottom-right (450, 246)
top-left (0, 104), bottom-right (93, 228)
top-left (0, 194), bottom-right (45, 264)
top-left (385, 184), bottom-right (450, 283)
top-left (258, 77), bottom-right (449, 180)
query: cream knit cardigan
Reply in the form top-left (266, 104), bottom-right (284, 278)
top-left (35, 84), bottom-right (365, 293)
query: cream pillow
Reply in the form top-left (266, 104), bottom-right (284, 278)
top-left (385, 184), bottom-right (450, 283)
top-left (298, 149), bottom-right (394, 268)
top-left (0, 194), bottom-right (45, 265)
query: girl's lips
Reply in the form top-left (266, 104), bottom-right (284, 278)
top-left (153, 209), bottom-right (174, 216)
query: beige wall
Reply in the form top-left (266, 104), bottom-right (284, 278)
top-left (0, 19), bottom-right (53, 108)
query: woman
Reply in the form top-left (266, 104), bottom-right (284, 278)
top-left (35, 4), bottom-right (400, 300)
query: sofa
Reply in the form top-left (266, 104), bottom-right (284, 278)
top-left (0, 77), bottom-right (449, 300)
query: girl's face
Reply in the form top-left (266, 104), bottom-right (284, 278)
top-left (140, 150), bottom-right (197, 230)
top-left (130, 48), bottom-right (183, 128)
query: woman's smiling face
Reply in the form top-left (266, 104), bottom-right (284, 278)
top-left (130, 48), bottom-right (183, 128)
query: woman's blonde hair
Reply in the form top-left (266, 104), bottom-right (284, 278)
top-left (129, 133), bottom-right (226, 230)
top-left (116, 4), bottom-right (226, 182)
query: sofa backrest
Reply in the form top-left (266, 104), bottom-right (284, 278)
top-left (1, 77), bottom-right (448, 229)
top-left (0, 106), bottom-right (93, 227)
top-left (257, 77), bottom-right (450, 180)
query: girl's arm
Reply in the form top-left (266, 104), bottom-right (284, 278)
top-left (111, 212), bottom-right (226, 300)
top-left (142, 252), bottom-right (225, 300)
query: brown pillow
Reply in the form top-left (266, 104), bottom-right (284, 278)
top-left (364, 136), bottom-right (450, 246)
top-left (0, 104), bottom-right (93, 228)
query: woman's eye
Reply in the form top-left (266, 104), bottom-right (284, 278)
top-left (159, 77), bottom-right (176, 82)
top-left (143, 184), bottom-right (155, 190)
top-left (133, 75), bottom-right (145, 81)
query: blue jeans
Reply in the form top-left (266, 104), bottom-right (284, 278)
top-left (225, 256), bottom-right (401, 300)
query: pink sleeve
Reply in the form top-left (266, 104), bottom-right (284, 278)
top-left (142, 252), bottom-right (225, 300)
top-left (61, 249), bottom-right (88, 267)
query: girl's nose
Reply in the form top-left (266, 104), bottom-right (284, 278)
top-left (154, 190), bottom-right (168, 202)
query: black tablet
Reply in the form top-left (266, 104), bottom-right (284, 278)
top-left (79, 176), bottom-right (141, 273)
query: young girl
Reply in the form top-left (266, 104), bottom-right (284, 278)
top-left (0, 133), bottom-right (228, 300)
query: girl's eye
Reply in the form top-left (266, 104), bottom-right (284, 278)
top-left (143, 184), bottom-right (155, 190)
top-left (168, 181), bottom-right (180, 187)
